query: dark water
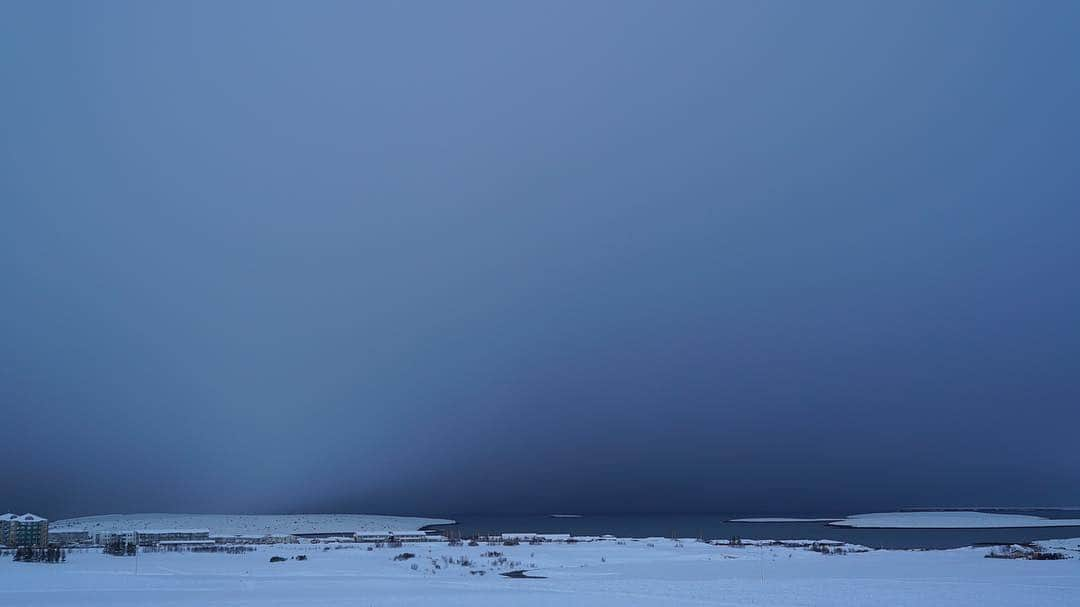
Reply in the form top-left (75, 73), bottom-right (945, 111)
top-left (431, 511), bottom-right (1080, 550)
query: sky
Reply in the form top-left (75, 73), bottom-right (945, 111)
top-left (2, 1), bottom-right (1079, 520)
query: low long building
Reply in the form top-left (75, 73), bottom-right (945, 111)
top-left (291, 531), bottom-right (361, 539)
top-left (500, 532), bottom-right (572, 542)
top-left (90, 529), bottom-right (213, 546)
top-left (48, 529), bottom-right (90, 546)
top-left (354, 530), bottom-right (432, 543)
top-left (131, 529), bottom-right (211, 546)
top-left (210, 534), bottom-right (297, 545)
top-left (158, 539), bottom-right (217, 549)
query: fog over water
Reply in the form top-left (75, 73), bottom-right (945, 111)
top-left (2, 1), bottom-right (1079, 520)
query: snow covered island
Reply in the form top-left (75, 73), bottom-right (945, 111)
top-left (829, 511), bottom-right (1080, 529)
top-left (49, 513), bottom-right (454, 536)
top-left (730, 517), bottom-right (842, 523)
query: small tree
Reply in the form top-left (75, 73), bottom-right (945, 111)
top-left (103, 537), bottom-right (136, 557)
top-left (11, 545), bottom-right (66, 563)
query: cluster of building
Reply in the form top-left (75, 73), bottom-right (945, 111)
top-left (2, 510), bottom-right (442, 549)
top-left (74, 529), bottom-right (299, 548)
top-left (1, 513), bottom-right (49, 547)
top-left (80, 529), bottom-right (438, 547)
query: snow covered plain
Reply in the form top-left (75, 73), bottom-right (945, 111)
top-left (3, 537), bottom-right (1079, 606)
top-left (829, 511), bottom-right (1080, 528)
top-left (49, 513), bottom-right (453, 535)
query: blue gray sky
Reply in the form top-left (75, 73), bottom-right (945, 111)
top-left (3, 1), bottom-right (1079, 520)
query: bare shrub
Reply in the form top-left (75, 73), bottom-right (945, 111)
top-left (809, 543), bottom-right (846, 555)
top-left (987, 545), bottom-right (1067, 560)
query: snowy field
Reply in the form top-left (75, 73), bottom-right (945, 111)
top-left (49, 513), bottom-right (453, 535)
top-left (829, 511), bottom-right (1080, 528)
top-left (3, 536), bottom-right (1079, 606)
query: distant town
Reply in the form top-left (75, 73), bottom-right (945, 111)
top-left (2, 511), bottom-right (441, 555)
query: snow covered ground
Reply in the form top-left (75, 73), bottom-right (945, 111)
top-left (829, 511), bottom-right (1080, 528)
top-left (49, 513), bottom-right (453, 535)
top-left (3, 536), bottom-right (1079, 606)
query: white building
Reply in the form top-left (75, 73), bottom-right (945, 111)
top-left (500, 532), bottom-right (572, 542)
top-left (354, 530), bottom-right (432, 543)
top-left (5, 513), bottom-right (48, 547)
top-left (93, 531), bottom-right (130, 546)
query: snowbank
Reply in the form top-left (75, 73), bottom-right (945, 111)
top-left (2, 535), bottom-right (1078, 606)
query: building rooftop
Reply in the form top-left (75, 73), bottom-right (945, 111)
top-left (134, 529), bottom-right (211, 535)
top-left (17, 513), bottom-right (46, 522)
top-left (501, 532), bottom-right (572, 541)
top-left (158, 540), bottom-right (216, 545)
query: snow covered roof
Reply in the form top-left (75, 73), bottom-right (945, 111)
top-left (356, 530), bottom-right (429, 536)
top-left (159, 540), bottom-right (216, 545)
top-left (18, 513), bottom-right (46, 522)
top-left (501, 532), bottom-right (571, 540)
top-left (133, 529), bottom-right (211, 535)
top-left (1, 513), bottom-right (17, 520)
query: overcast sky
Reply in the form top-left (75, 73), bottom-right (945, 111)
top-left (3, 1), bottom-right (1079, 520)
